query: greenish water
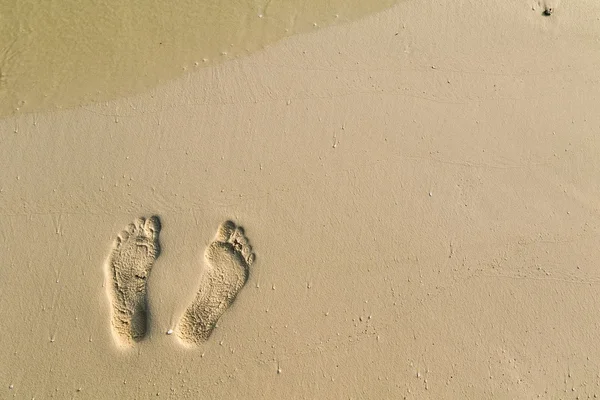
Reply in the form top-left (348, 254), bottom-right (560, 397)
top-left (0, 0), bottom-right (401, 116)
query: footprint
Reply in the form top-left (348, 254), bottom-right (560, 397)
top-left (178, 221), bottom-right (255, 344)
top-left (105, 216), bottom-right (161, 345)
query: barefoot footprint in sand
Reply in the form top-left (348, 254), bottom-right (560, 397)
top-left (178, 221), bottom-right (254, 344)
top-left (106, 216), bottom-right (161, 345)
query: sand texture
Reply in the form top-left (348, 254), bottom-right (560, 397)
top-left (2, 0), bottom-right (600, 398)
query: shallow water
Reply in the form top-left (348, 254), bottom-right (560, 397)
top-left (0, 0), bottom-right (401, 116)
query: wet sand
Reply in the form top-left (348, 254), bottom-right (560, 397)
top-left (0, 0), bottom-right (399, 116)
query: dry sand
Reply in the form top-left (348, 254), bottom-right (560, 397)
top-left (2, 0), bottom-right (600, 398)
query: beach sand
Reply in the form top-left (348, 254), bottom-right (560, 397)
top-left (2, 0), bottom-right (600, 398)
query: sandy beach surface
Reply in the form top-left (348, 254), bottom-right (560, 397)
top-left (2, 0), bottom-right (600, 398)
